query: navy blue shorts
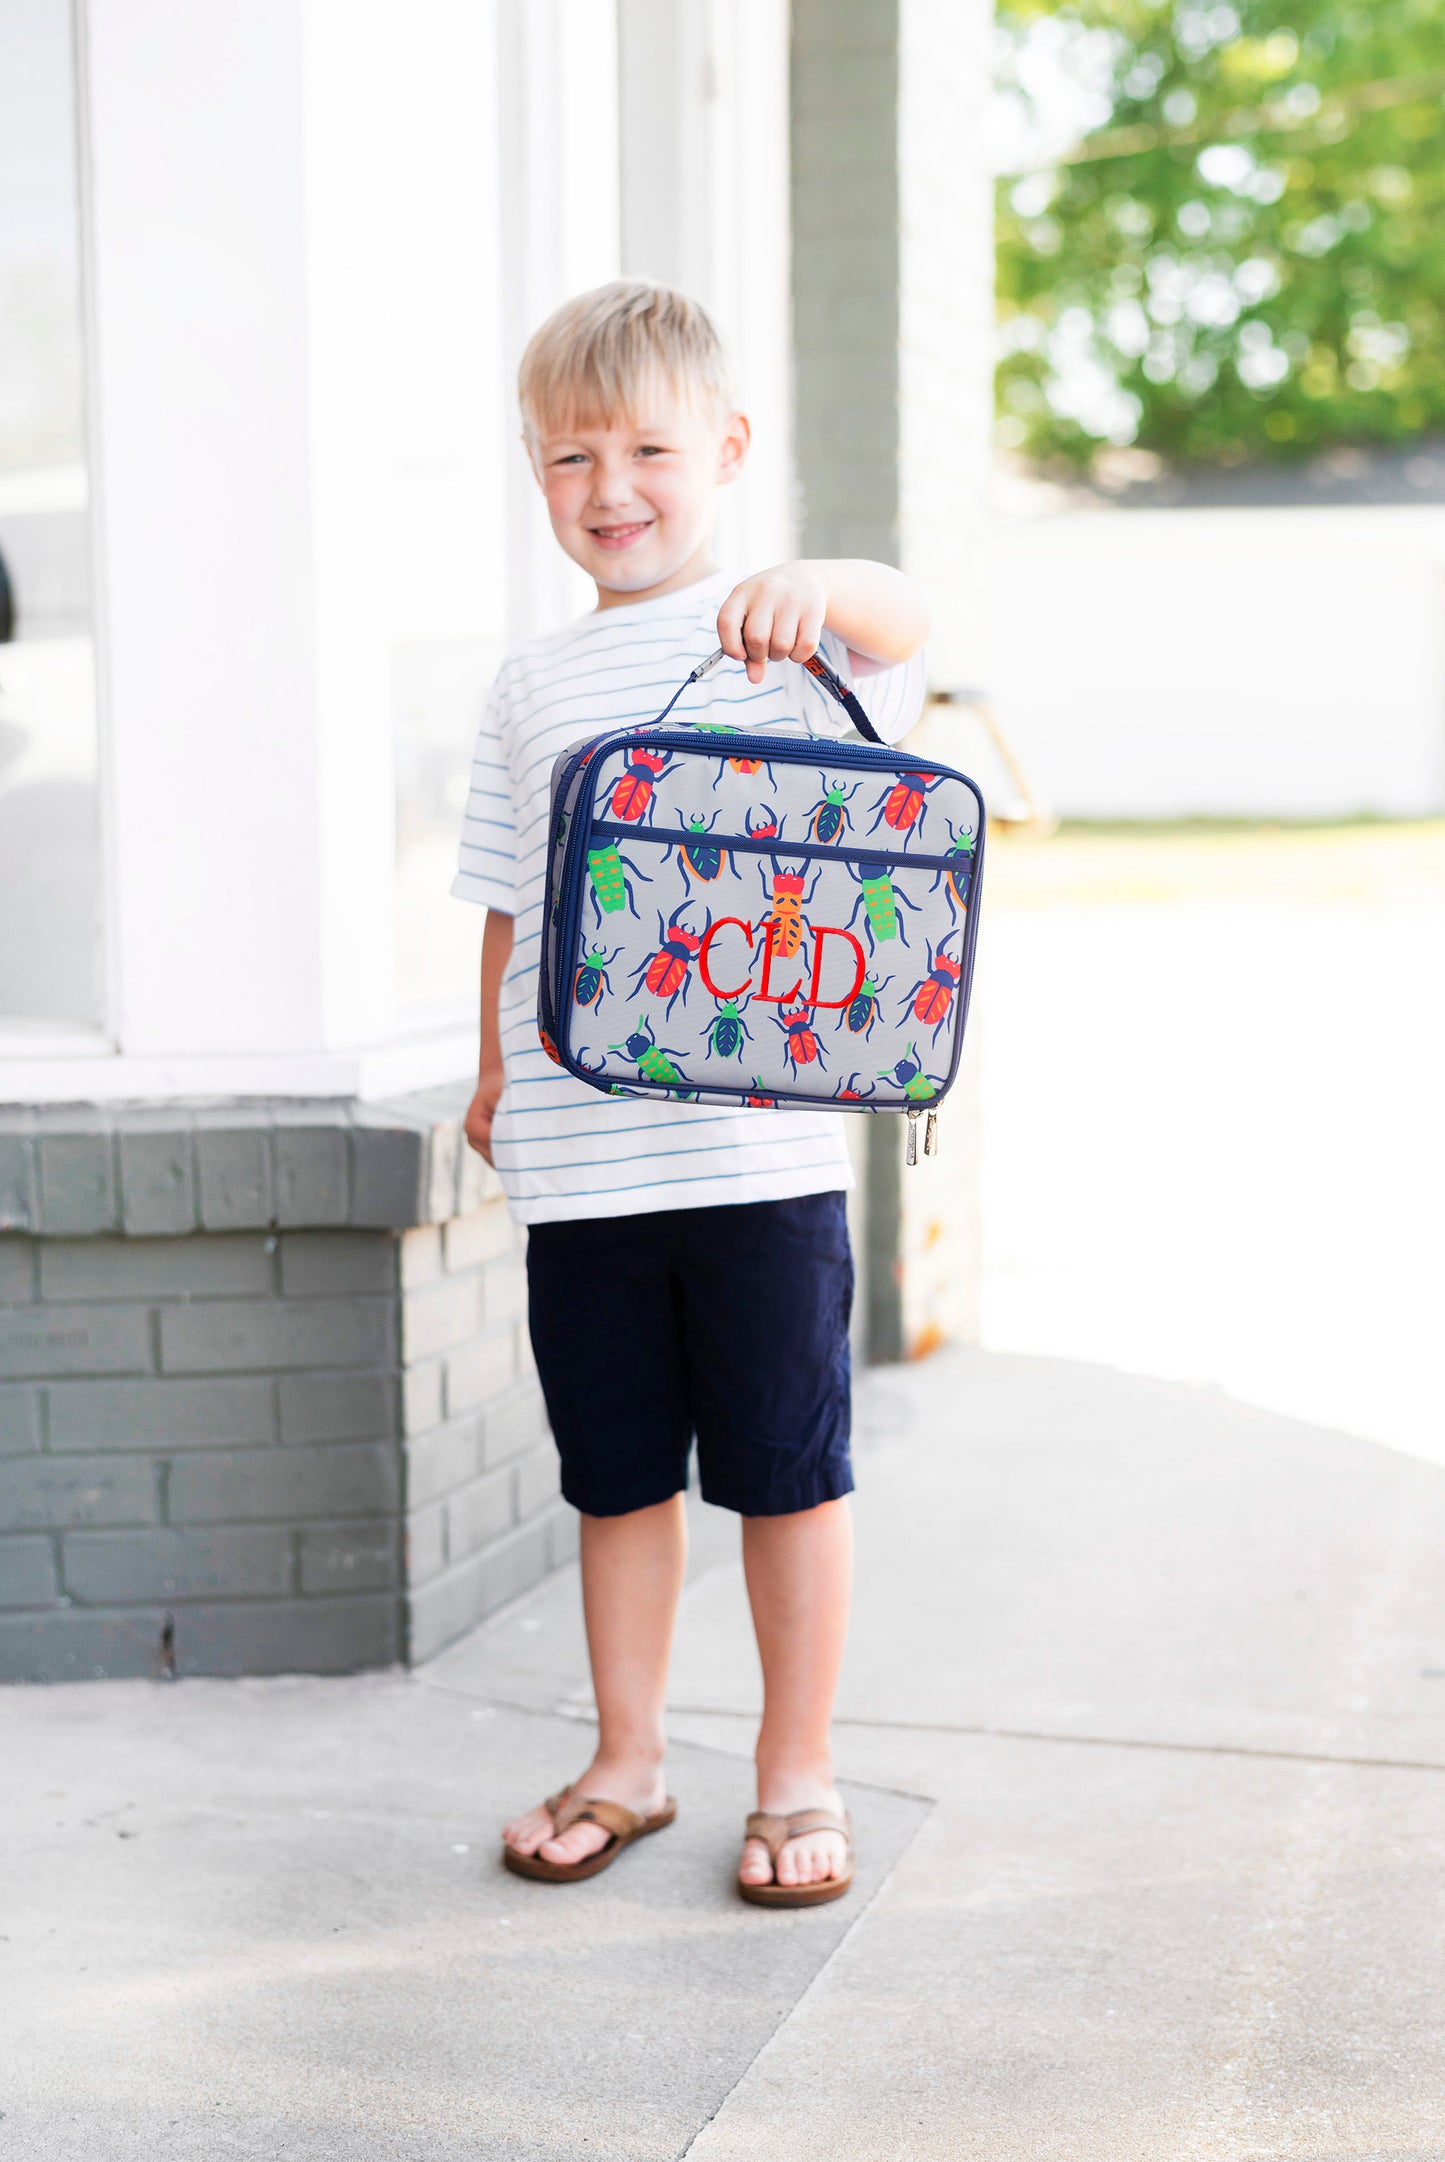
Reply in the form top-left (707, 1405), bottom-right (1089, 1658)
top-left (525, 1191), bottom-right (854, 1519)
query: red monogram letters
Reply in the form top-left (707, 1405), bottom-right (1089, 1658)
top-left (697, 919), bottom-right (866, 1010)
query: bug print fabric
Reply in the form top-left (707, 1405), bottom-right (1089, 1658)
top-left (540, 669), bottom-right (985, 1117)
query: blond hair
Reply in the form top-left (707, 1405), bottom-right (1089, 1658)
top-left (518, 280), bottom-right (734, 437)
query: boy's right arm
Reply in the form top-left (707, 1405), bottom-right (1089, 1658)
top-left (464, 908), bottom-right (514, 1165)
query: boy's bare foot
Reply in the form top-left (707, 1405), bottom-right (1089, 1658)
top-left (738, 1779), bottom-right (849, 1891)
top-left (501, 1753), bottom-right (668, 1869)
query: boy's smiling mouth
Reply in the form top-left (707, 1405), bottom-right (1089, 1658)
top-left (588, 519), bottom-right (655, 550)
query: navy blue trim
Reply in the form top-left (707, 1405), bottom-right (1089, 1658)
top-left (802, 649), bottom-right (884, 743)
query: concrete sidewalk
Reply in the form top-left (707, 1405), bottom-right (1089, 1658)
top-left (6, 1348), bottom-right (1445, 2158)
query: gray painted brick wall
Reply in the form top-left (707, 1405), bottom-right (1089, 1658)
top-left (792, 0), bottom-right (901, 565)
top-left (399, 1214), bottom-right (574, 1667)
top-left (0, 1088), bottom-right (568, 1684)
top-left (793, 0), bottom-right (908, 1360)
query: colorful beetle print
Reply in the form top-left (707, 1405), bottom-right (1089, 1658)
top-left (574, 944), bottom-right (622, 1011)
top-left (705, 998), bottom-right (753, 1062)
top-left (588, 841), bottom-right (652, 925)
top-left (907, 937), bottom-right (963, 1044)
top-left (845, 859), bottom-right (918, 951)
top-left (745, 1078), bottom-right (778, 1107)
top-left (745, 803), bottom-right (782, 843)
top-left (628, 906), bottom-right (708, 1019)
top-left (931, 819), bottom-right (976, 920)
top-left (668, 811), bottom-right (733, 889)
top-left (607, 1015), bottom-right (687, 1089)
top-left (776, 998), bottom-right (827, 1074)
top-left (696, 724), bottom-right (776, 789)
top-left (575, 1048), bottom-right (629, 1096)
top-left (867, 770), bottom-right (945, 841)
top-left (878, 1042), bottom-right (941, 1102)
top-left (609, 745), bottom-right (674, 824)
top-left (807, 776), bottom-right (860, 845)
top-left (759, 862), bottom-right (821, 961)
top-left (835, 1072), bottom-right (877, 1103)
top-left (538, 1026), bottom-right (563, 1066)
top-left (844, 971), bottom-right (891, 1039)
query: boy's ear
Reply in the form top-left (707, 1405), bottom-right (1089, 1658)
top-left (717, 410), bottom-right (751, 490)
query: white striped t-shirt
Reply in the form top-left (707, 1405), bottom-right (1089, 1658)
top-left (451, 568), bottom-right (926, 1224)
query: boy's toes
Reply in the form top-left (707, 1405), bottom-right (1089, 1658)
top-left (781, 1832), bottom-right (845, 1885)
top-left (740, 1823), bottom-right (850, 1892)
top-left (774, 1838), bottom-right (803, 1887)
top-left (813, 1833), bottom-right (846, 1881)
top-left (537, 1820), bottom-right (612, 1867)
top-left (738, 1837), bottom-right (775, 1887)
top-left (501, 1804), bottom-right (553, 1856)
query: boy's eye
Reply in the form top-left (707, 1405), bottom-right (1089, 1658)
top-left (636, 444), bottom-right (670, 458)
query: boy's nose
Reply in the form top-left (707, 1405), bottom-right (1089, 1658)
top-left (589, 463), bottom-right (634, 508)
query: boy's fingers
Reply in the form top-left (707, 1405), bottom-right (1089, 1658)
top-left (720, 577), bottom-right (824, 677)
top-left (742, 601), bottom-right (775, 682)
top-left (767, 606), bottom-right (801, 660)
top-left (742, 601), bottom-right (774, 657)
top-left (790, 600), bottom-right (826, 661)
top-left (716, 585), bottom-right (753, 660)
top-left (464, 1090), bottom-right (497, 1165)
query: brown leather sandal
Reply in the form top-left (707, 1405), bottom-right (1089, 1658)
top-left (737, 1807), bottom-right (854, 1908)
top-left (502, 1785), bottom-right (677, 1883)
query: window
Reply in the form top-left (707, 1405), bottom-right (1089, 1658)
top-left (0, 0), bottom-right (102, 1033)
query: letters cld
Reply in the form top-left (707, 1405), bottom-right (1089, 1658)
top-left (696, 918), bottom-right (867, 1010)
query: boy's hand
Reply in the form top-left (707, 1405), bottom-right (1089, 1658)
top-left (717, 562), bottom-right (828, 684)
top-left (465, 1066), bottom-right (506, 1166)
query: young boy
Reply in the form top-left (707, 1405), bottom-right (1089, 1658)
top-left (454, 280), bottom-right (929, 1906)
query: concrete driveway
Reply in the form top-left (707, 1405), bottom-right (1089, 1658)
top-left (5, 1346), bottom-right (1445, 2158)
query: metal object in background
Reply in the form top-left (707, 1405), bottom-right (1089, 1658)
top-left (928, 688), bottom-right (1058, 839)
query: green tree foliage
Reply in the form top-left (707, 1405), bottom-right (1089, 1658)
top-left (996, 0), bottom-right (1445, 467)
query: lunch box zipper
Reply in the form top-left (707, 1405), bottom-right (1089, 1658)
top-left (588, 820), bottom-right (968, 874)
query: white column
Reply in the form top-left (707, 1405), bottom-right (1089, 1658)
top-left (300, 0), bottom-right (403, 1060)
top-left (82, 0), bottom-right (408, 1084)
top-left (87, 0), bottom-right (335, 1067)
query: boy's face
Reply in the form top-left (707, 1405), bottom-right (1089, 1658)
top-left (527, 378), bottom-right (749, 605)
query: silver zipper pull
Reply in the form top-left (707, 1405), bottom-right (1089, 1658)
top-left (924, 1108), bottom-right (939, 1157)
top-left (905, 1106), bottom-right (919, 1166)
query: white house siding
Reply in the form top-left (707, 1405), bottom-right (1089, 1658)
top-left (990, 505), bottom-right (1445, 823)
